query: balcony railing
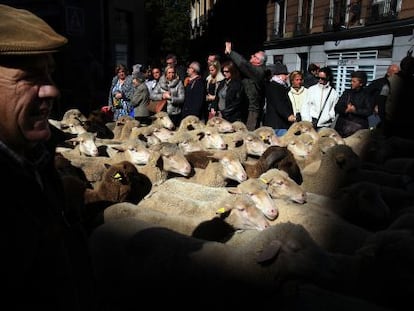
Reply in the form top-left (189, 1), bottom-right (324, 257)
top-left (366, 0), bottom-right (398, 24)
top-left (323, 0), bottom-right (398, 32)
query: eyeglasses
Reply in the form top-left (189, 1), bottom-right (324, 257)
top-left (223, 70), bottom-right (229, 73)
top-left (318, 77), bottom-right (328, 81)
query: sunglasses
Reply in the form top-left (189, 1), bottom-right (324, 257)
top-left (318, 77), bottom-right (328, 81)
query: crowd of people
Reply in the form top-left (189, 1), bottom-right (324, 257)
top-left (105, 44), bottom-right (413, 140)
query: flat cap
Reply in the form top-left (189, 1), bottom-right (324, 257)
top-left (0, 4), bottom-right (68, 55)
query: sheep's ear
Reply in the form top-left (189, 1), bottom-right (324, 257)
top-left (256, 240), bottom-right (282, 264)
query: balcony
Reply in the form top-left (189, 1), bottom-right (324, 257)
top-left (324, 0), bottom-right (398, 32)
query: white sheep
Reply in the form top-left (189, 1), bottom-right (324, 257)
top-left (105, 191), bottom-right (270, 236)
top-left (181, 149), bottom-right (247, 187)
top-left (205, 116), bottom-right (235, 133)
top-left (259, 168), bottom-right (307, 203)
top-left (137, 142), bottom-right (192, 185)
top-left (150, 111), bottom-right (175, 130)
top-left (57, 132), bottom-right (99, 157)
top-left (300, 144), bottom-right (361, 197)
top-left (227, 178), bottom-right (278, 220)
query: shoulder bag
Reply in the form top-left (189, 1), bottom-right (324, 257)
top-left (146, 99), bottom-right (167, 113)
top-left (312, 87), bottom-right (333, 129)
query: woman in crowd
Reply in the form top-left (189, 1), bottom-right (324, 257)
top-left (288, 70), bottom-right (308, 123)
top-left (334, 70), bottom-right (373, 137)
top-left (205, 60), bottom-right (225, 119)
top-left (150, 66), bottom-right (185, 127)
top-left (108, 63), bottom-right (134, 120)
top-left (301, 66), bottom-right (339, 130)
top-left (210, 61), bottom-right (245, 122)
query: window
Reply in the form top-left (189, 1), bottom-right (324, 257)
top-left (327, 50), bottom-right (377, 95)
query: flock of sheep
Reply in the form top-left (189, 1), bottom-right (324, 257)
top-left (50, 108), bottom-right (414, 309)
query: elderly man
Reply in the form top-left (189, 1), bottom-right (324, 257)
top-left (0, 5), bottom-right (96, 310)
top-left (225, 41), bottom-right (267, 130)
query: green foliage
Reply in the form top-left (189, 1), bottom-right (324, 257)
top-left (145, 0), bottom-right (191, 63)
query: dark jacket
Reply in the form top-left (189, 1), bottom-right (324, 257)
top-left (212, 78), bottom-right (245, 122)
top-left (228, 51), bottom-right (266, 122)
top-left (334, 87), bottom-right (373, 137)
top-left (2, 139), bottom-right (96, 310)
top-left (181, 76), bottom-right (206, 120)
top-left (263, 80), bottom-right (293, 130)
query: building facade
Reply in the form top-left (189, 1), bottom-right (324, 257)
top-left (1, 0), bottom-right (147, 116)
top-left (190, 0), bottom-right (414, 95)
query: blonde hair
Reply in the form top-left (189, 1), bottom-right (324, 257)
top-left (289, 70), bottom-right (303, 85)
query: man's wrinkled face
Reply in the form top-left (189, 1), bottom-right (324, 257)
top-left (0, 54), bottom-right (59, 153)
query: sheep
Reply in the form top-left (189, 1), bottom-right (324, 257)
top-left (259, 168), bottom-right (306, 203)
top-left (231, 120), bottom-right (248, 133)
top-left (226, 196), bottom-right (370, 255)
top-left (242, 145), bottom-right (303, 185)
top-left (317, 127), bottom-right (346, 145)
top-left (105, 139), bottom-right (151, 165)
top-left (118, 118), bottom-right (140, 140)
top-left (84, 160), bottom-right (151, 205)
top-left (48, 108), bottom-right (88, 130)
top-left (306, 185), bottom-right (391, 231)
top-left (365, 135), bottom-right (414, 164)
top-left (56, 132), bottom-right (99, 157)
top-left (137, 142), bottom-right (192, 185)
top-left (150, 111), bottom-right (175, 130)
top-left (105, 191), bottom-right (270, 237)
top-left (62, 161), bottom-right (152, 233)
top-left (150, 126), bottom-right (175, 142)
top-left (89, 220), bottom-right (390, 308)
top-left (174, 131), bottom-right (204, 154)
top-left (343, 128), bottom-right (373, 159)
top-left (177, 115), bottom-right (205, 131)
top-left (383, 157), bottom-right (414, 178)
top-left (181, 149), bottom-right (247, 187)
top-left (300, 144), bottom-right (361, 197)
top-left (254, 125), bottom-right (281, 146)
top-left (64, 139), bottom-right (150, 186)
top-left (205, 116), bottom-right (235, 133)
top-left (54, 116), bottom-right (87, 135)
top-left (284, 132), bottom-right (315, 163)
top-left (128, 125), bottom-right (161, 146)
top-left (128, 124), bottom-right (173, 143)
top-left (344, 164), bottom-right (413, 191)
top-left (227, 178), bottom-right (278, 220)
top-left (317, 136), bottom-right (339, 153)
top-left (61, 108), bottom-right (88, 124)
top-left (169, 127), bottom-right (226, 150)
top-left (82, 109), bottom-right (115, 139)
top-left (112, 115), bottom-right (135, 140)
top-left (222, 131), bottom-right (268, 162)
top-left (279, 120), bottom-right (319, 146)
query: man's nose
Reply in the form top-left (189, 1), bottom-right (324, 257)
top-left (39, 84), bottom-right (60, 98)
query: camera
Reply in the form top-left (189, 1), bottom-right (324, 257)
top-left (295, 112), bottom-right (302, 122)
